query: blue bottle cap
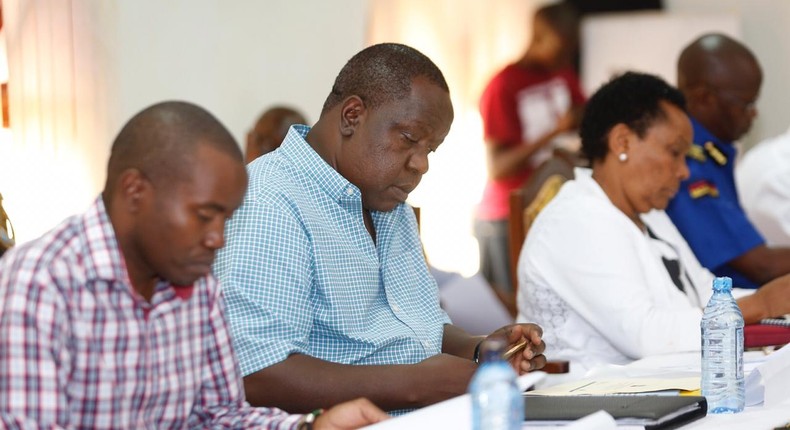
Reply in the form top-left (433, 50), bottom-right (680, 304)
top-left (712, 276), bottom-right (732, 292)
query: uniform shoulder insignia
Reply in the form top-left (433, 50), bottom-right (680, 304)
top-left (688, 180), bottom-right (720, 199)
top-left (687, 144), bottom-right (707, 162)
top-left (704, 141), bottom-right (728, 166)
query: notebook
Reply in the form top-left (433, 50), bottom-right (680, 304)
top-left (523, 395), bottom-right (707, 430)
top-left (760, 315), bottom-right (790, 328)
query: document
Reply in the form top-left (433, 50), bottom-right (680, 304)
top-left (526, 377), bottom-right (700, 396)
top-left (745, 343), bottom-right (790, 407)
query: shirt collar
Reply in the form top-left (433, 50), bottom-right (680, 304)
top-left (80, 196), bottom-right (129, 283)
top-left (279, 125), bottom-right (361, 203)
top-left (80, 196), bottom-right (196, 301)
top-left (573, 167), bottom-right (607, 200)
top-left (689, 116), bottom-right (737, 159)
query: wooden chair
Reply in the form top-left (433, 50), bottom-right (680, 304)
top-left (507, 149), bottom-right (580, 375)
top-left (508, 149), bottom-right (579, 291)
top-left (0, 192), bottom-right (15, 258)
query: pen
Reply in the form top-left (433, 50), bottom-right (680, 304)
top-left (502, 339), bottom-right (528, 360)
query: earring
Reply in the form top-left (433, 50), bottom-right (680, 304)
top-left (618, 152), bottom-right (628, 162)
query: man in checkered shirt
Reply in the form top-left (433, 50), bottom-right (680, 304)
top-left (215, 43), bottom-right (548, 414)
top-left (0, 101), bottom-right (387, 429)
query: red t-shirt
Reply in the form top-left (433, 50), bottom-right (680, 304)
top-left (477, 64), bottom-right (585, 220)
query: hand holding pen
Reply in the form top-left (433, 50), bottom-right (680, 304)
top-left (484, 323), bottom-right (546, 374)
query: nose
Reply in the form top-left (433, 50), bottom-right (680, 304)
top-left (408, 150), bottom-right (430, 175)
top-left (204, 221), bottom-right (226, 250)
top-left (678, 159), bottom-right (690, 181)
top-left (747, 104), bottom-right (758, 120)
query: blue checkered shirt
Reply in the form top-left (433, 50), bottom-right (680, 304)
top-left (214, 125), bottom-right (450, 377)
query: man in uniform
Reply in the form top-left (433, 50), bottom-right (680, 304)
top-left (667, 33), bottom-right (790, 289)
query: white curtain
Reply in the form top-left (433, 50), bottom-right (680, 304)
top-left (367, 0), bottom-right (544, 275)
top-left (0, 1), bottom-right (119, 243)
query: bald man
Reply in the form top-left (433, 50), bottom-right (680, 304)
top-left (0, 101), bottom-right (387, 429)
top-left (666, 33), bottom-right (790, 289)
top-left (246, 106), bottom-right (308, 163)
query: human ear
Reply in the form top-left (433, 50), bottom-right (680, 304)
top-left (608, 123), bottom-right (632, 158)
top-left (339, 96), bottom-right (365, 137)
top-left (117, 169), bottom-right (150, 213)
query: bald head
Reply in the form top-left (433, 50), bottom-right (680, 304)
top-left (677, 33), bottom-right (762, 142)
top-left (677, 33), bottom-right (760, 92)
top-left (104, 101), bottom-right (243, 201)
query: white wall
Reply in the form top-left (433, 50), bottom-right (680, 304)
top-left (3, 0), bottom-right (369, 244)
top-left (665, 0), bottom-right (790, 148)
top-left (113, 0), bottom-right (369, 152)
top-left (581, 12), bottom-right (740, 93)
top-left (6, 0), bottom-right (790, 269)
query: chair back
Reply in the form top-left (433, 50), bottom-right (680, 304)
top-left (0, 193), bottom-right (15, 257)
top-left (508, 149), bottom-right (578, 291)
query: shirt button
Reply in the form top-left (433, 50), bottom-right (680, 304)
top-left (346, 187), bottom-right (354, 196)
top-left (422, 340), bottom-right (432, 349)
top-left (392, 304), bottom-right (401, 313)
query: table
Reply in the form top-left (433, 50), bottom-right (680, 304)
top-left (364, 351), bottom-right (790, 429)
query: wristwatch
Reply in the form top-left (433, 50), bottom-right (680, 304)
top-left (473, 339), bottom-right (484, 364)
top-left (297, 409), bottom-right (324, 430)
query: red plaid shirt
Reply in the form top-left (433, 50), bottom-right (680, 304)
top-left (0, 198), bottom-right (300, 429)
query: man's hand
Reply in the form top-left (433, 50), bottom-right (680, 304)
top-left (314, 398), bottom-right (389, 430)
top-left (740, 273), bottom-right (790, 324)
top-left (486, 324), bottom-right (546, 374)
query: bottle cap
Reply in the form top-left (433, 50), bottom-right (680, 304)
top-left (712, 276), bottom-right (732, 292)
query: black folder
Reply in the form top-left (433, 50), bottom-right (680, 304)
top-left (523, 395), bottom-right (707, 430)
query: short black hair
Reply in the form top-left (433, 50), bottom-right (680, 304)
top-left (321, 43), bottom-right (449, 114)
top-left (580, 71), bottom-right (686, 162)
top-left (105, 101), bottom-right (242, 195)
top-left (535, 2), bottom-right (580, 46)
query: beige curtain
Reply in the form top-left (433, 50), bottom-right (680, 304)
top-left (0, 1), bottom-right (119, 243)
top-left (367, 0), bottom-right (541, 275)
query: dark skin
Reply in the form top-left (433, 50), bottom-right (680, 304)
top-left (106, 136), bottom-right (389, 429)
top-left (679, 34), bottom-right (790, 285)
top-left (594, 101), bottom-right (790, 325)
top-left (106, 143), bottom-right (248, 301)
top-left (243, 77), bottom-right (547, 413)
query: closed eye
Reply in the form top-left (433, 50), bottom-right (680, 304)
top-left (196, 207), bottom-right (222, 223)
top-left (404, 131), bottom-right (422, 143)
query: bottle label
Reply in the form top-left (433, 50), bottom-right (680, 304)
top-left (735, 326), bottom-right (744, 379)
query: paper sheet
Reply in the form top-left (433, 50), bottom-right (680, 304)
top-left (526, 377), bottom-right (700, 396)
top-left (362, 372), bottom-right (546, 430)
top-left (745, 343), bottom-right (790, 407)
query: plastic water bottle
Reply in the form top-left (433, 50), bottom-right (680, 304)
top-left (701, 276), bottom-right (744, 413)
top-left (469, 338), bottom-right (524, 430)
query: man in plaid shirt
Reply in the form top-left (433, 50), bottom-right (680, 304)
top-left (0, 101), bottom-right (387, 429)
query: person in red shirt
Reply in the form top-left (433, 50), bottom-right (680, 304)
top-left (476, 2), bottom-right (586, 300)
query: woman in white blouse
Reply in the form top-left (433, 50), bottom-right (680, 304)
top-left (516, 71), bottom-right (790, 376)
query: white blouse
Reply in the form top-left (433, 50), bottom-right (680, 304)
top-left (516, 168), bottom-right (714, 376)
